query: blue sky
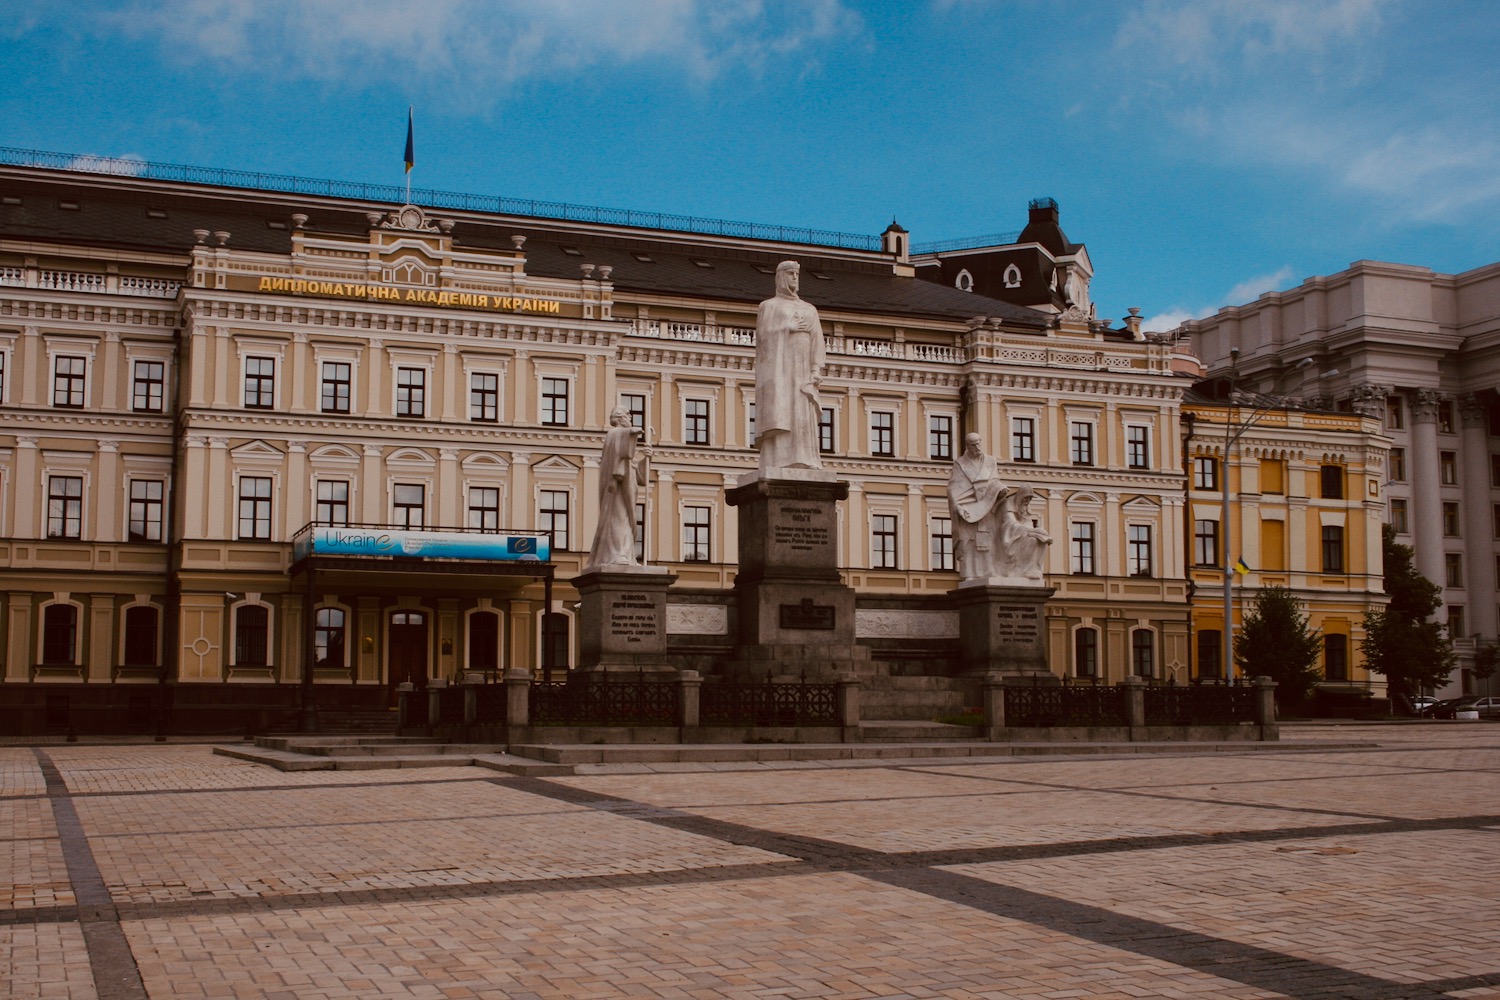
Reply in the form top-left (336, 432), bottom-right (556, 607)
top-left (3, 0), bottom-right (1497, 331)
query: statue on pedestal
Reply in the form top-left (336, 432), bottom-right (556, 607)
top-left (948, 433), bottom-right (1052, 584)
top-left (585, 407), bottom-right (650, 571)
top-left (755, 261), bottom-right (825, 472)
top-left (996, 484), bottom-right (1051, 581)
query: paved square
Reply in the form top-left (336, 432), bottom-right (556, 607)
top-left (4, 724), bottom-right (1498, 998)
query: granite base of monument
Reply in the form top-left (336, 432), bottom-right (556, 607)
top-left (573, 568), bottom-right (678, 676)
top-left (951, 583), bottom-right (1057, 678)
top-left (724, 476), bottom-right (872, 680)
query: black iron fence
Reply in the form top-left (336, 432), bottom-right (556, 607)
top-left (1005, 683), bottom-right (1124, 727)
top-left (530, 676), bottom-right (679, 727)
top-left (1143, 683), bottom-right (1254, 726)
top-left (700, 677), bottom-right (839, 727)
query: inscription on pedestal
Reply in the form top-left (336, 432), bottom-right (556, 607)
top-left (780, 599), bottom-right (835, 630)
top-left (773, 504), bottom-right (832, 553)
top-left (993, 606), bottom-right (1041, 645)
top-left (608, 592), bottom-right (661, 645)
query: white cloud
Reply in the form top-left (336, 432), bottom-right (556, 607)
top-left (1140, 307), bottom-right (1204, 334)
top-left (1142, 265), bottom-right (1297, 333)
top-left (97, 0), bottom-right (861, 97)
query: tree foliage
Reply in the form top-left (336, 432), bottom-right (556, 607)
top-left (1235, 585), bottom-right (1322, 704)
top-left (1360, 525), bottom-right (1456, 704)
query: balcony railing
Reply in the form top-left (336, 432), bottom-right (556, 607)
top-left (0, 266), bottom-right (182, 298)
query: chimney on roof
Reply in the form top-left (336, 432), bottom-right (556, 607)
top-left (1027, 197), bottom-right (1059, 225)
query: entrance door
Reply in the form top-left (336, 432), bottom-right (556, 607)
top-left (388, 612), bottom-right (429, 704)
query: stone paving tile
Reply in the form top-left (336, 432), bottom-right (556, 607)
top-left (948, 826), bottom-right (1500, 987)
top-left (77, 778), bottom-right (789, 905)
top-left (1, 748), bottom-right (48, 795)
top-left (122, 872), bottom-right (1289, 1000)
top-left (1, 921), bottom-right (100, 999)
top-left (1, 796), bottom-right (74, 910)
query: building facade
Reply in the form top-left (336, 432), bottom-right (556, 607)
top-left (0, 159), bottom-right (1199, 730)
top-left (1179, 258), bottom-right (1500, 696)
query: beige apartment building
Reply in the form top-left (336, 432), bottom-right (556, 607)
top-left (0, 159), bottom-right (1198, 730)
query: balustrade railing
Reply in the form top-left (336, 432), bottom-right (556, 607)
top-left (0, 266), bottom-right (181, 298)
top-left (700, 676), bottom-right (838, 727)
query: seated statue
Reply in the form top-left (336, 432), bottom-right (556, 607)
top-left (995, 485), bottom-right (1052, 581)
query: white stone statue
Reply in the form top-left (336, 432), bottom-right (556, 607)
top-left (947, 433), bottom-right (1052, 584)
top-left (585, 407), bottom-right (651, 571)
top-left (755, 261), bottom-right (825, 472)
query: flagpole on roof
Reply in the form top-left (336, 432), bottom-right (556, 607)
top-left (403, 107), bottom-right (414, 204)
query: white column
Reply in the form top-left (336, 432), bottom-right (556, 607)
top-left (1460, 393), bottom-right (1495, 640)
top-left (1410, 390), bottom-right (1447, 591)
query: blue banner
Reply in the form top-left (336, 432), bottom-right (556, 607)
top-left (296, 526), bottom-right (548, 563)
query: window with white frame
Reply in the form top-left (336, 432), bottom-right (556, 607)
top-left (928, 414), bottom-right (954, 461)
top-left (1125, 424), bottom-right (1150, 470)
top-left (684, 398), bottom-right (710, 445)
top-left (243, 356), bottom-right (275, 409)
top-left (930, 516), bottom-right (954, 571)
top-left (0, 349), bottom-right (7, 402)
top-left (469, 372), bottom-right (499, 422)
top-left (1069, 420), bottom-right (1095, 465)
top-left (1127, 524), bottom-right (1153, 577)
top-left (621, 392), bottom-right (647, 432)
top-left (819, 407), bottom-right (836, 453)
top-left (1194, 519), bottom-right (1220, 566)
top-left (1131, 629), bottom-right (1155, 677)
top-left (1012, 416), bottom-right (1036, 463)
top-left (234, 605), bottom-right (269, 666)
top-left (870, 410), bottom-right (895, 457)
top-left (872, 513), bottom-right (899, 569)
top-left (395, 367), bottom-right (426, 418)
top-left (393, 483), bottom-right (425, 528)
top-left (634, 502), bottom-right (646, 562)
top-left (1193, 456), bottom-right (1218, 490)
top-left (47, 475), bottom-right (84, 538)
top-left (314, 607), bottom-right (346, 668)
top-left (1074, 627), bottom-right (1098, 677)
top-left (320, 361), bottom-right (352, 414)
top-left (1070, 522), bottom-right (1096, 575)
top-left (540, 377), bottom-right (570, 426)
top-left (315, 480), bottom-right (350, 526)
top-left (468, 487), bottom-right (501, 532)
top-left (746, 401), bottom-right (756, 445)
top-left (53, 355), bottom-right (87, 408)
top-left (132, 360), bottom-right (165, 412)
top-left (237, 477), bottom-right (273, 539)
top-left (539, 490), bottom-right (570, 550)
top-left (127, 480), bottom-right (164, 542)
top-left (41, 604), bottom-right (78, 665)
top-left (122, 605), bottom-right (160, 666)
top-left (682, 506), bottom-right (711, 561)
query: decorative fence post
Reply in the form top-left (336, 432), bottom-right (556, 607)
top-left (1252, 676), bottom-right (1277, 730)
top-left (837, 674), bottom-right (861, 740)
top-left (427, 678), bottom-right (446, 733)
top-left (504, 669), bottom-right (531, 729)
top-left (462, 679), bottom-right (478, 728)
top-left (396, 682), bottom-right (414, 729)
top-left (982, 672), bottom-right (1006, 740)
top-left (678, 670), bottom-right (701, 729)
top-left (1122, 676), bottom-right (1147, 730)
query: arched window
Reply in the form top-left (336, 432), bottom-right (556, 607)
top-left (469, 611), bottom-right (500, 676)
top-left (122, 606), bottom-right (159, 667)
top-left (315, 607), bottom-right (347, 668)
top-left (1074, 627), bottom-right (1098, 678)
top-left (1132, 629), bottom-right (1156, 678)
top-left (955, 269), bottom-right (974, 292)
top-left (1003, 263), bottom-right (1022, 288)
top-left (42, 604), bottom-right (79, 665)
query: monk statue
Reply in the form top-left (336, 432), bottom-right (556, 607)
top-left (948, 433), bottom-right (1009, 581)
top-left (995, 484), bottom-right (1052, 581)
top-left (755, 261), bottom-right (825, 472)
top-left (585, 407), bottom-right (650, 570)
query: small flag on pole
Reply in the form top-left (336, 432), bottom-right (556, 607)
top-left (403, 108), bottom-right (415, 174)
top-left (1234, 556), bottom-right (1251, 575)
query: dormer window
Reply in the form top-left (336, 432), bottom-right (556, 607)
top-left (1003, 264), bottom-right (1022, 288)
top-left (561, 246), bottom-right (583, 256)
top-left (955, 269), bottom-right (974, 292)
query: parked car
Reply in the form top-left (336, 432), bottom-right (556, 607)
top-left (1408, 696), bottom-right (1440, 715)
top-left (1426, 695), bottom-right (1500, 719)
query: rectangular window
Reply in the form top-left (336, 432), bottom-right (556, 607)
top-left (539, 490), bottom-right (570, 550)
top-left (1260, 459), bottom-right (1285, 495)
top-left (1193, 456), bottom-right (1218, 490)
top-left (1074, 628), bottom-right (1099, 678)
top-left (1446, 552), bottom-right (1463, 587)
top-left (1320, 464), bottom-right (1344, 499)
top-left (682, 506), bottom-right (711, 561)
top-left (684, 398), bottom-right (710, 445)
top-left (1125, 425), bottom-right (1150, 470)
top-left (819, 407), bottom-right (836, 453)
top-left (1440, 451), bottom-right (1456, 485)
top-left (320, 361), bottom-right (351, 414)
top-left (621, 392), bottom-right (646, 432)
top-left (541, 377), bottom-right (570, 426)
top-left (1492, 454), bottom-right (1500, 489)
top-left (315, 480), bottom-right (350, 527)
top-left (1494, 503), bottom-right (1500, 539)
top-left (396, 367), bottom-right (426, 418)
top-left (0, 350), bottom-right (6, 401)
top-left (122, 606), bottom-right (159, 666)
top-left (1389, 448), bottom-right (1406, 482)
top-left (468, 487), bottom-right (501, 531)
top-left (237, 477), bottom-right (272, 539)
top-left (393, 483), bottom-right (425, 529)
top-left (1447, 605), bottom-right (1465, 638)
top-left (469, 372), bottom-right (499, 422)
top-left (1069, 421), bottom-right (1095, 465)
top-left (1127, 524), bottom-right (1153, 577)
top-left (42, 605), bottom-right (78, 665)
top-left (1197, 630), bottom-right (1223, 681)
top-left (1439, 401), bottom-right (1455, 434)
top-left (1194, 519), bottom-right (1220, 567)
top-left (234, 605), bottom-right (269, 667)
top-left (1443, 501), bottom-right (1460, 536)
top-left (747, 401), bottom-right (756, 445)
top-left (1324, 634), bottom-right (1349, 682)
top-left (928, 414), bottom-right (954, 461)
top-left (314, 607), bottom-right (346, 668)
top-left (243, 356), bottom-right (275, 409)
top-left (1070, 522), bottom-right (1096, 575)
top-left (1385, 396), bottom-right (1403, 429)
top-left (1012, 417), bottom-right (1036, 463)
top-left (131, 360), bottom-right (165, 412)
top-left (1321, 524), bottom-right (1345, 573)
top-left (870, 411), bottom-right (895, 457)
top-left (127, 480), bottom-right (164, 542)
top-left (1131, 630), bottom-right (1155, 678)
top-left (634, 502), bottom-right (646, 563)
top-left (930, 516), bottom-right (954, 571)
top-left (47, 476), bottom-right (84, 538)
top-left (52, 355), bottom-right (86, 408)
top-left (871, 514), bottom-right (898, 569)
top-left (1392, 498), bottom-right (1410, 534)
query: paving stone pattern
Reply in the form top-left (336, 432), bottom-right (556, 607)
top-left (2, 724), bottom-right (1498, 999)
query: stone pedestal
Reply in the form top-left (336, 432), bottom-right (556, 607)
top-left (724, 476), bottom-right (870, 679)
top-left (951, 583), bottom-right (1056, 678)
top-left (573, 567), bottom-right (677, 676)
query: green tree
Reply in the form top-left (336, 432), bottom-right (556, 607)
top-left (1360, 525), bottom-right (1456, 706)
top-left (1235, 585), bottom-right (1323, 706)
top-left (1472, 644), bottom-right (1498, 697)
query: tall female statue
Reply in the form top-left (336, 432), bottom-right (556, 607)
top-left (755, 261), bottom-right (826, 471)
top-left (585, 407), bottom-right (651, 570)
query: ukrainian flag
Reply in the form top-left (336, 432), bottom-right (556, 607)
top-left (404, 108), bottom-right (415, 174)
top-left (1234, 556), bottom-right (1251, 575)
